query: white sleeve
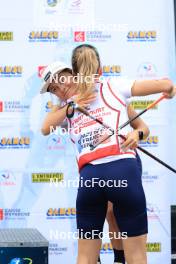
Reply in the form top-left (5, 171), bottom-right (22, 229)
top-left (108, 77), bottom-right (135, 99)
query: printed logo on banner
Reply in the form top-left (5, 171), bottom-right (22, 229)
top-left (102, 65), bottom-right (121, 77)
top-left (74, 32), bottom-right (85, 42)
top-left (49, 243), bottom-right (68, 256)
top-left (9, 258), bottom-right (33, 264)
top-left (47, 0), bottom-right (58, 7)
top-left (0, 101), bottom-right (3, 112)
top-left (71, 0), bottom-right (81, 7)
top-left (0, 137), bottom-right (30, 149)
top-left (147, 203), bottom-right (169, 236)
top-left (146, 243), bottom-right (161, 252)
top-left (86, 31), bottom-right (111, 42)
top-left (28, 31), bottom-right (59, 42)
top-left (0, 209), bottom-right (30, 221)
top-left (147, 203), bottom-right (160, 220)
top-left (32, 172), bottom-right (63, 183)
top-left (131, 100), bottom-right (158, 110)
top-left (74, 31), bottom-right (111, 42)
top-left (45, 0), bottom-right (84, 15)
top-left (45, 0), bottom-right (63, 14)
top-left (137, 62), bottom-right (157, 78)
top-left (38, 66), bottom-right (47, 77)
top-left (69, 0), bottom-right (83, 14)
top-left (142, 171), bottom-right (159, 183)
top-left (100, 242), bottom-right (162, 252)
top-left (47, 208), bottom-right (76, 219)
top-left (139, 136), bottom-right (159, 148)
top-left (0, 32), bottom-right (13, 41)
top-left (0, 101), bottom-right (30, 113)
top-left (100, 243), bottom-right (113, 254)
top-left (127, 31), bottom-right (157, 42)
top-left (0, 170), bottom-right (16, 186)
top-left (0, 209), bottom-right (4, 220)
top-left (47, 134), bottom-right (66, 150)
top-left (0, 66), bottom-right (22, 77)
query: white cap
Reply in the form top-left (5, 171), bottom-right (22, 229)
top-left (40, 61), bottom-right (72, 94)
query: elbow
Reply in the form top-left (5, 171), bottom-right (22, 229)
top-left (163, 79), bottom-right (173, 94)
top-left (41, 127), bottom-right (49, 136)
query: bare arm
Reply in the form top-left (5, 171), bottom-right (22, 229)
top-left (41, 93), bottom-right (97, 136)
top-left (41, 105), bottom-right (68, 135)
top-left (127, 105), bottom-right (150, 139)
top-left (131, 79), bottom-right (174, 97)
top-left (121, 105), bottom-right (150, 151)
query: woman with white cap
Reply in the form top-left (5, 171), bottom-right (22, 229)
top-left (40, 59), bottom-right (151, 264)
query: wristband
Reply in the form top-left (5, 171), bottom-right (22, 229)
top-left (138, 131), bottom-right (144, 140)
top-left (66, 101), bottom-right (75, 118)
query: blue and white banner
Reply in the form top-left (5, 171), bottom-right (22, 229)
top-left (0, 0), bottom-right (176, 263)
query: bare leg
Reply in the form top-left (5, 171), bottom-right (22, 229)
top-left (122, 234), bottom-right (147, 264)
top-left (106, 201), bottom-right (123, 250)
top-left (77, 239), bottom-right (102, 264)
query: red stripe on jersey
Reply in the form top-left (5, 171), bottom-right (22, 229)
top-left (107, 81), bottom-right (126, 107)
top-left (78, 144), bottom-right (118, 170)
top-left (100, 83), bottom-right (120, 151)
top-left (78, 146), bottom-right (136, 170)
top-left (101, 83), bottom-right (135, 157)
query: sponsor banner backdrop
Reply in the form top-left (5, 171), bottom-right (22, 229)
top-left (0, 0), bottom-right (176, 263)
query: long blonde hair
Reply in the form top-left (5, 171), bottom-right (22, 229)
top-left (72, 44), bottom-right (100, 99)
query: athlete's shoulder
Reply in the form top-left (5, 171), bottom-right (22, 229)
top-left (108, 77), bottom-right (135, 99)
top-left (108, 77), bottom-right (134, 87)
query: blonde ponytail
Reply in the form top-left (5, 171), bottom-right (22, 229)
top-left (72, 45), bottom-right (100, 100)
